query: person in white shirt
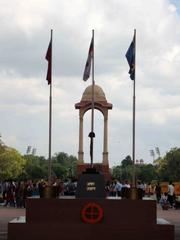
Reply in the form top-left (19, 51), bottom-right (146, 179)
top-left (122, 180), bottom-right (130, 188)
top-left (159, 192), bottom-right (169, 210)
top-left (114, 180), bottom-right (122, 197)
top-left (167, 182), bottom-right (174, 207)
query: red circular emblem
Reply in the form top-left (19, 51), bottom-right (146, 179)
top-left (81, 202), bottom-right (103, 224)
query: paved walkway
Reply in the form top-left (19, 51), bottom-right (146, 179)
top-left (0, 206), bottom-right (25, 240)
top-left (157, 204), bottom-right (180, 240)
top-left (0, 204), bottom-right (179, 240)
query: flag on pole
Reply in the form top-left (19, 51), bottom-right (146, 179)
top-left (45, 34), bottom-right (52, 85)
top-left (83, 37), bottom-right (93, 81)
top-left (125, 33), bottom-right (135, 80)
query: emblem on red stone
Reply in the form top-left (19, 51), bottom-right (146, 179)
top-left (81, 202), bottom-right (103, 224)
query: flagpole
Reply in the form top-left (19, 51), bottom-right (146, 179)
top-left (48, 29), bottom-right (53, 184)
top-left (90, 29), bottom-right (95, 168)
top-left (132, 29), bottom-right (136, 188)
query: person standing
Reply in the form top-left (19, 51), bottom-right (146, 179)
top-left (114, 180), bottom-right (122, 197)
top-left (137, 181), bottom-right (145, 199)
top-left (167, 182), bottom-right (174, 207)
top-left (155, 182), bottom-right (161, 203)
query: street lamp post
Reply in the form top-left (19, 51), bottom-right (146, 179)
top-left (155, 147), bottom-right (160, 158)
top-left (150, 149), bottom-right (155, 162)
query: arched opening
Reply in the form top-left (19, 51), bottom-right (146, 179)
top-left (75, 84), bottom-right (112, 170)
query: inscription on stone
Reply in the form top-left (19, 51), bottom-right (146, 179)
top-left (86, 182), bottom-right (96, 191)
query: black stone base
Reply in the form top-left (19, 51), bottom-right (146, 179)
top-left (75, 168), bottom-right (106, 198)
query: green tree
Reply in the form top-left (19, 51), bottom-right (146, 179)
top-left (52, 163), bottom-right (67, 179)
top-left (136, 164), bottom-right (156, 183)
top-left (0, 147), bottom-right (25, 180)
top-left (155, 148), bottom-right (180, 181)
top-left (121, 155), bottom-right (133, 168)
top-left (153, 157), bottom-right (168, 181)
top-left (112, 156), bottom-right (133, 181)
top-left (121, 165), bottom-right (133, 181)
top-left (22, 155), bottom-right (47, 180)
top-left (112, 155), bottom-right (158, 183)
top-left (112, 165), bottom-right (122, 179)
top-left (52, 152), bottom-right (77, 179)
top-left (0, 135), bottom-right (5, 154)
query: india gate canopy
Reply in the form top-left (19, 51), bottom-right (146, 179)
top-left (75, 84), bottom-right (112, 179)
top-left (75, 84), bottom-right (112, 112)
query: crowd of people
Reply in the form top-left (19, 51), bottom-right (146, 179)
top-left (0, 179), bottom-right (179, 209)
top-left (155, 181), bottom-right (179, 209)
top-left (0, 179), bottom-right (77, 208)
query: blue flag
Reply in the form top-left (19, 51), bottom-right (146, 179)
top-left (126, 34), bottom-right (135, 80)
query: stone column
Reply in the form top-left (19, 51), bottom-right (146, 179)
top-left (103, 111), bottom-right (108, 165)
top-left (78, 111), bottom-right (84, 164)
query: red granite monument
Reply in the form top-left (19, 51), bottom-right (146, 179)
top-left (8, 196), bottom-right (174, 240)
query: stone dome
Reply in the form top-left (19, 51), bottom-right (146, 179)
top-left (81, 84), bottom-right (107, 102)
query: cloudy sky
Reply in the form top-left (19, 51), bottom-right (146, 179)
top-left (1, 0), bottom-right (180, 166)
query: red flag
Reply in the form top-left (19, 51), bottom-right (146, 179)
top-left (83, 37), bottom-right (93, 81)
top-left (45, 35), bottom-right (52, 85)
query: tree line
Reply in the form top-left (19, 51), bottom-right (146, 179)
top-left (0, 136), bottom-right (180, 182)
top-left (0, 138), bottom-right (77, 181)
top-left (112, 148), bottom-right (180, 183)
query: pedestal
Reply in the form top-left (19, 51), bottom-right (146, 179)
top-left (8, 198), bottom-right (174, 240)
